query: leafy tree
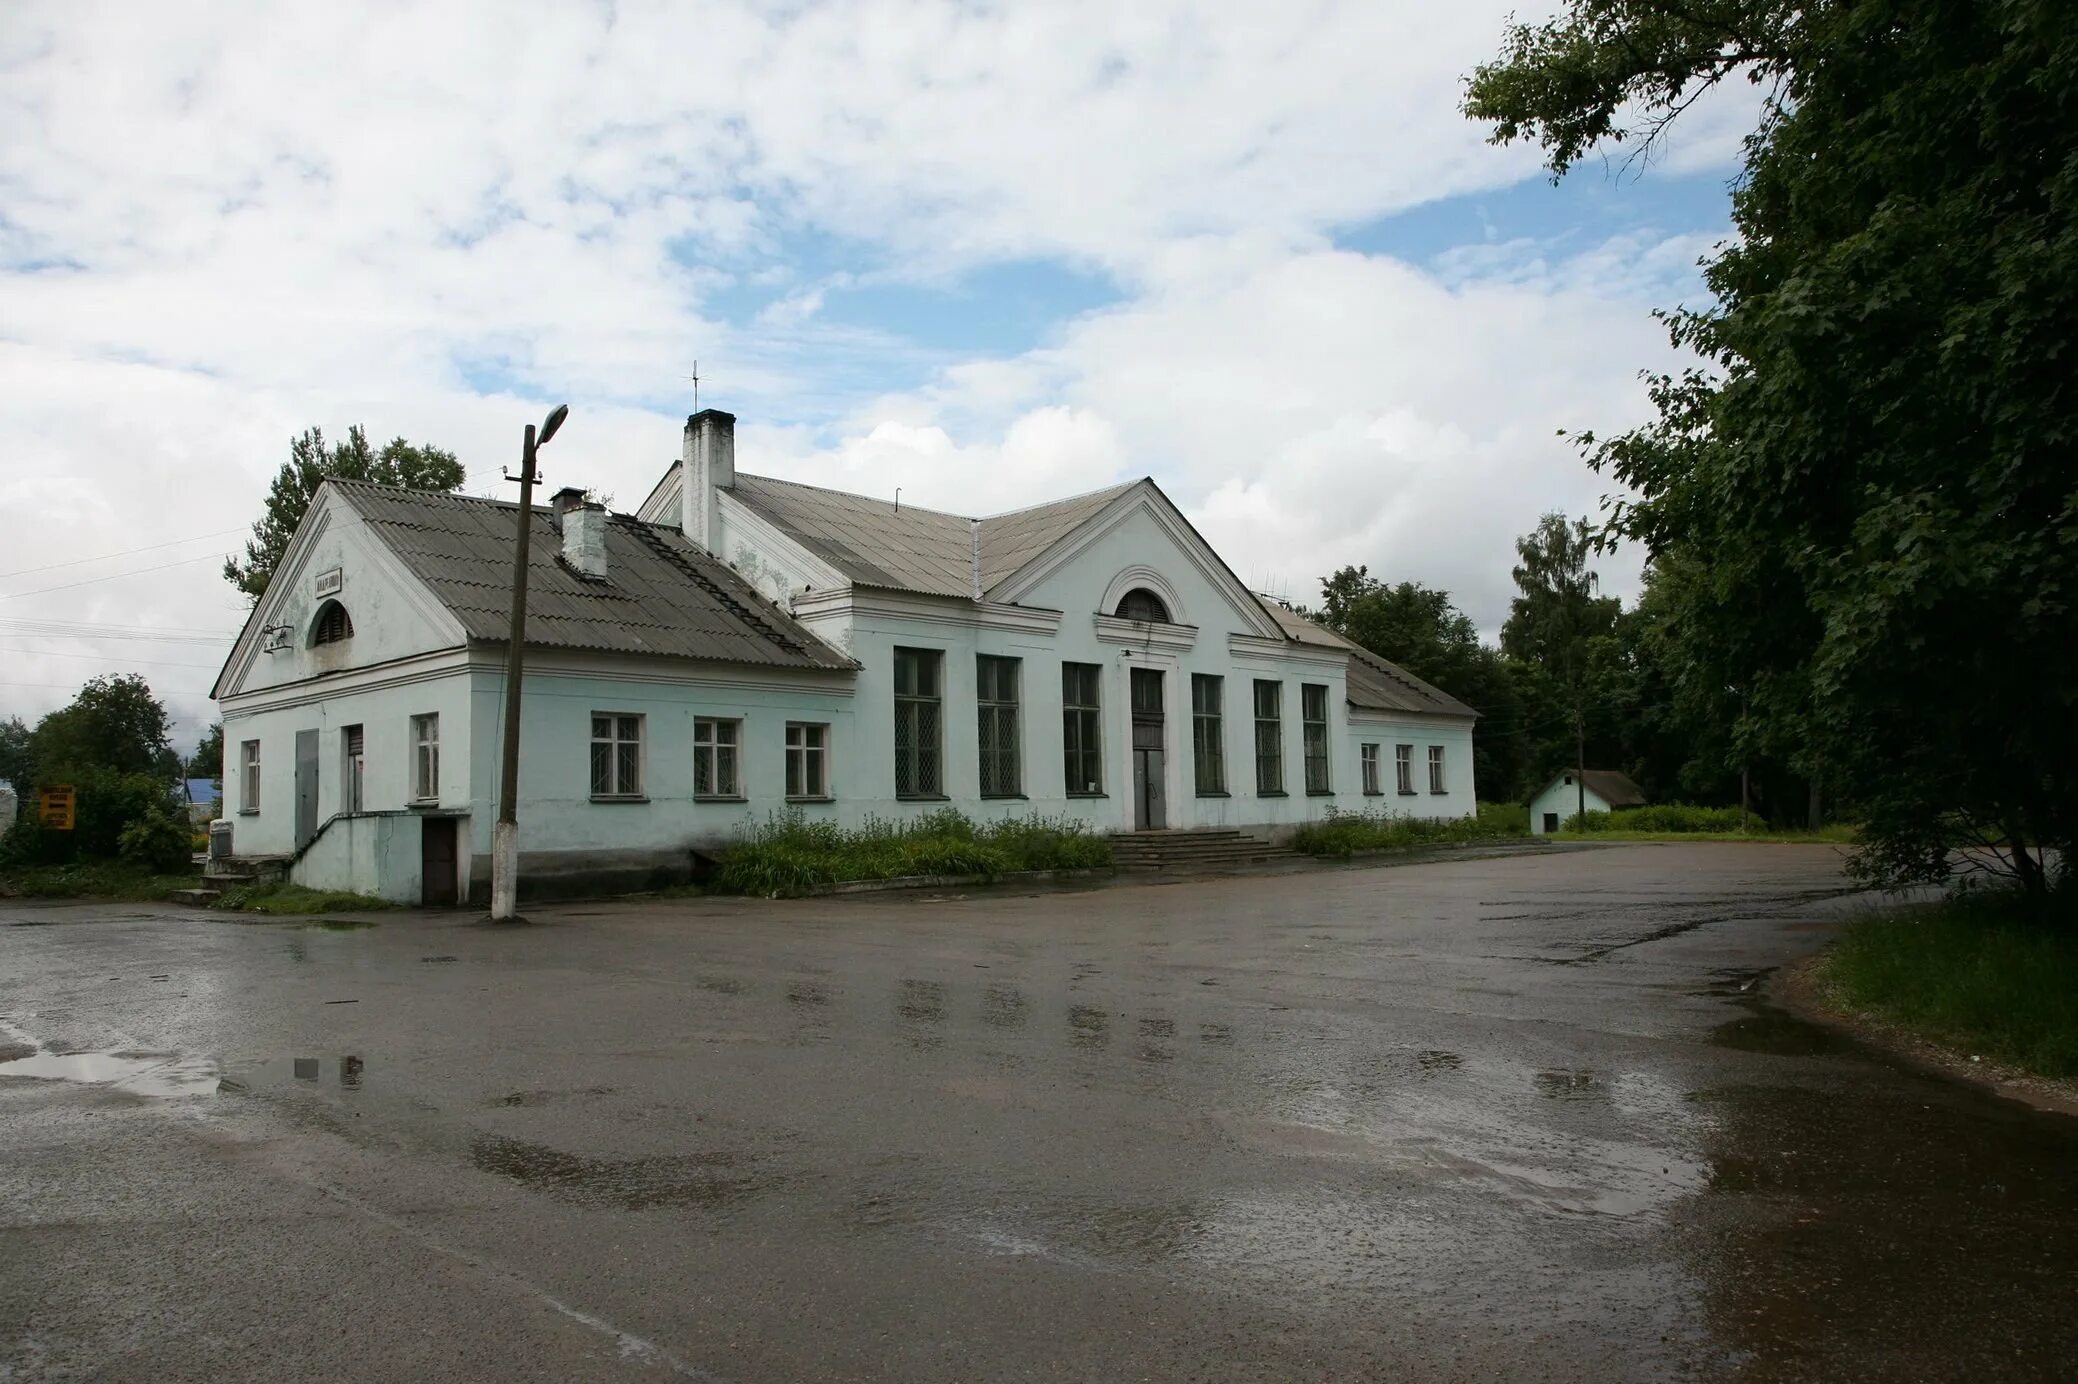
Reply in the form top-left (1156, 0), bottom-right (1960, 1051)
top-left (225, 426), bottom-right (461, 601)
top-left (1314, 567), bottom-right (1530, 798)
top-left (191, 722), bottom-right (225, 784)
top-left (1466, 0), bottom-right (2078, 896)
top-left (1499, 513), bottom-right (1622, 821)
top-left (0, 715), bottom-right (31, 794)
top-left (31, 675), bottom-right (178, 782)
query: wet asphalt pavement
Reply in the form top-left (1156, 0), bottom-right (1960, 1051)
top-left (4, 843), bottom-right (2076, 1381)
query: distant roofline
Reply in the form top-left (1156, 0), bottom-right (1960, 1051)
top-left (733, 469), bottom-right (1144, 524)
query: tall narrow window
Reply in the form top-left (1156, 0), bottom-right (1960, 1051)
top-left (1396, 743), bottom-right (1415, 794)
top-left (411, 714), bottom-right (439, 803)
top-left (1191, 673), bottom-right (1225, 795)
top-left (1301, 683), bottom-right (1330, 794)
top-left (893, 648), bottom-right (943, 798)
top-left (240, 739), bottom-right (261, 813)
top-left (1253, 680), bottom-right (1283, 794)
top-left (342, 725), bottom-right (365, 813)
top-left (976, 654), bottom-right (1021, 797)
top-left (786, 723), bottom-right (829, 799)
top-left (1429, 745), bottom-right (1447, 794)
top-left (694, 718), bottom-right (740, 798)
top-left (590, 714), bottom-right (644, 798)
top-left (1361, 743), bottom-right (1381, 795)
top-left (1062, 662), bottom-right (1104, 795)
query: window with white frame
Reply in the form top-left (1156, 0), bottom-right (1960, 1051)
top-left (240, 739), bottom-right (261, 813)
top-left (694, 717), bottom-right (741, 798)
top-left (1061, 662), bottom-right (1104, 795)
top-left (1191, 673), bottom-right (1225, 795)
top-left (976, 654), bottom-right (1021, 797)
top-left (1301, 683), bottom-right (1330, 794)
top-left (410, 714), bottom-right (439, 802)
top-left (1429, 744), bottom-right (1446, 794)
top-left (1395, 743), bottom-right (1415, 795)
top-left (590, 714), bottom-right (644, 798)
top-left (786, 722), bottom-right (829, 799)
top-left (1361, 743), bottom-right (1381, 795)
top-left (342, 725), bottom-right (364, 813)
top-left (1253, 679), bottom-right (1283, 794)
top-left (893, 647), bottom-right (944, 798)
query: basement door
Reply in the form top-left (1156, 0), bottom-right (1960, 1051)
top-left (1130, 667), bottom-right (1166, 831)
top-left (421, 818), bottom-right (458, 907)
top-left (293, 729), bottom-right (319, 850)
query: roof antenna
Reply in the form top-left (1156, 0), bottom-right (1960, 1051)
top-left (688, 360), bottom-right (700, 412)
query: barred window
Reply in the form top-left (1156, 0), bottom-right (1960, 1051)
top-left (976, 655), bottom-right (1021, 797)
top-left (1429, 744), bottom-right (1447, 794)
top-left (694, 718), bottom-right (740, 798)
top-left (1062, 662), bottom-right (1104, 795)
top-left (1191, 673), bottom-right (1225, 794)
top-left (1361, 743), bottom-right (1381, 795)
top-left (1302, 683), bottom-right (1330, 794)
top-left (590, 714), bottom-right (643, 797)
top-left (1252, 680), bottom-right (1283, 794)
top-left (786, 722), bottom-right (829, 799)
top-left (894, 648), bottom-right (943, 798)
top-left (1396, 743), bottom-right (1415, 795)
top-left (411, 714), bottom-right (439, 803)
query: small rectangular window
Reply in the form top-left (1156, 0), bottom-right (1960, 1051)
top-left (1396, 743), bottom-right (1414, 795)
top-left (241, 739), bottom-right (261, 813)
top-left (411, 714), bottom-right (439, 803)
top-left (1429, 745), bottom-right (1446, 794)
top-left (976, 654), bottom-right (1021, 797)
top-left (786, 722), bottom-right (830, 799)
top-left (1361, 743), bottom-right (1381, 795)
top-left (342, 725), bottom-right (364, 813)
top-left (1191, 673), bottom-right (1225, 795)
top-left (1062, 662), bottom-right (1104, 795)
top-left (694, 718), bottom-right (741, 798)
top-left (1253, 680), bottom-right (1283, 794)
top-left (590, 714), bottom-right (644, 798)
top-left (894, 647), bottom-right (944, 798)
top-left (1301, 683), bottom-right (1330, 794)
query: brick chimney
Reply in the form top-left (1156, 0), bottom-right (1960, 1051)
top-left (681, 408), bottom-right (736, 554)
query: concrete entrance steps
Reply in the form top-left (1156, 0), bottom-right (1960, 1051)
top-left (1108, 828), bottom-right (1297, 872)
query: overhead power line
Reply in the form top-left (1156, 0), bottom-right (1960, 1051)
top-left (0, 616), bottom-right (237, 643)
top-left (0, 528), bottom-right (242, 581)
top-left (0, 646), bottom-right (221, 670)
top-left (0, 552), bottom-right (226, 601)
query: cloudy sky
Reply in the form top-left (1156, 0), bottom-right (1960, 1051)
top-left (0, 1), bottom-right (1751, 749)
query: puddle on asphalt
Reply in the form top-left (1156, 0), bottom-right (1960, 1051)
top-left (1535, 1069), bottom-right (1604, 1100)
top-left (1709, 1006), bottom-right (1847, 1057)
top-left (1416, 1049), bottom-right (1464, 1073)
top-left (471, 1134), bottom-right (770, 1211)
top-left (0, 1048), bottom-right (219, 1097)
top-left (1067, 1004), bottom-right (1109, 1049)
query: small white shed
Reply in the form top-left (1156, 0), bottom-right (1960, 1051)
top-left (1529, 769), bottom-right (1647, 834)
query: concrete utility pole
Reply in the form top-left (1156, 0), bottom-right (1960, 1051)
top-left (491, 403), bottom-right (569, 923)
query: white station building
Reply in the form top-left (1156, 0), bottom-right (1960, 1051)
top-left (213, 409), bottom-right (1478, 904)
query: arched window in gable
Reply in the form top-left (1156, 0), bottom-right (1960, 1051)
top-left (1114, 587), bottom-right (1171, 623)
top-left (312, 600), bottom-right (354, 646)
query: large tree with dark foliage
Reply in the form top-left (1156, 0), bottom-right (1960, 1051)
top-left (1467, 0), bottom-right (2077, 896)
top-left (225, 426), bottom-right (461, 601)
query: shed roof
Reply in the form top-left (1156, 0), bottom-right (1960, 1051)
top-left (332, 481), bottom-right (852, 672)
top-left (726, 472), bottom-right (1142, 599)
top-left (1541, 769), bottom-right (1648, 808)
top-left (1256, 600), bottom-right (1477, 719)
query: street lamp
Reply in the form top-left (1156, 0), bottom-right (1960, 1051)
top-left (490, 403), bottom-right (570, 923)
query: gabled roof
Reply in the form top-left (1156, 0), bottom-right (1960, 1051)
top-left (725, 472), bottom-right (1142, 600)
top-left (1569, 769), bottom-right (1647, 808)
top-left (1257, 600), bottom-right (1478, 719)
top-left (331, 481), bottom-right (852, 671)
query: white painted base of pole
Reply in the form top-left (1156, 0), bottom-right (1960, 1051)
top-left (490, 820), bottom-right (521, 922)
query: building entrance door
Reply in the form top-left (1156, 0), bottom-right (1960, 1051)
top-left (293, 729), bottom-right (319, 849)
top-left (421, 817), bottom-right (458, 907)
top-left (1130, 667), bottom-right (1166, 831)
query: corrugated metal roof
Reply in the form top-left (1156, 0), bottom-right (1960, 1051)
top-left (1257, 598), bottom-right (1477, 718)
top-left (332, 481), bottom-right (853, 672)
top-left (727, 472), bottom-right (1141, 599)
top-left (1578, 769), bottom-right (1648, 807)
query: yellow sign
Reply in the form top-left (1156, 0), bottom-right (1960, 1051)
top-left (38, 785), bottom-right (76, 831)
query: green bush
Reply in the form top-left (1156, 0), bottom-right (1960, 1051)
top-left (1289, 804), bottom-right (1526, 858)
top-left (1565, 803), bottom-right (1753, 833)
top-left (118, 807), bottom-right (194, 873)
top-left (715, 809), bottom-right (1113, 897)
top-left (6, 769), bottom-right (182, 863)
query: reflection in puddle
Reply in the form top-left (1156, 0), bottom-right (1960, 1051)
top-left (1709, 1006), bottom-right (1845, 1057)
top-left (471, 1134), bottom-right (770, 1211)
top-left (0, 1048), bottom-right (218, 1097)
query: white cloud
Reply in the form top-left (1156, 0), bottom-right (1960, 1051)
top-left (0, 0), bottom-right (1746, 737)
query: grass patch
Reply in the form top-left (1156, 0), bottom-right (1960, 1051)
top-left (1559, 804), bottom-right (1858, 843)
top-left (0, 862), bottom-right (200, 901)
top-left (213, 882), bottom-right (392, 915)
top-left (1288, 801), bottom-right (1528, 858)
top-left (1552, 826), bottom-right (1859, 844)
top-left (1818, 892), bottom-right (2078, 1078)
top-left (716, 808), bottom-right (1112, 897)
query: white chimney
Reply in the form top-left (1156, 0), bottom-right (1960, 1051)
top-left (681, 408), bottom-right (736, 554)
top-left (552, 486), bottom-right (608, 580)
